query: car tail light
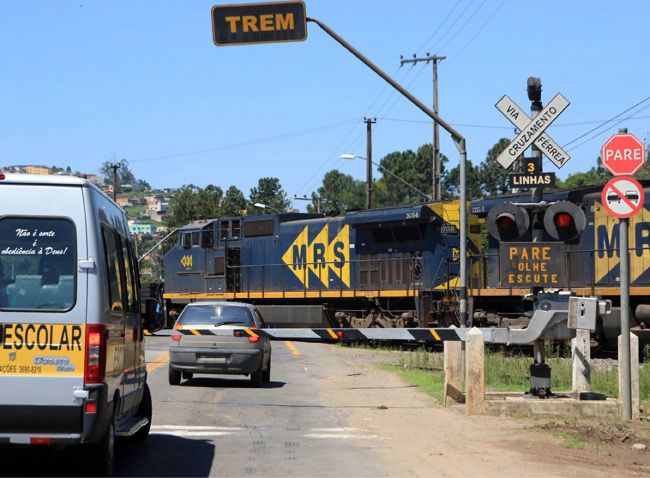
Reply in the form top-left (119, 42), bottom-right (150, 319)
top-left (171, 333), bottom-right (182, 342)
top-left (0, 172), bottom-right (5, 180)
top-left (174, 323), bottom-right (182, 330)
top-left (84, 324), bottom-right (106, 384)
top-left (85, 402), bottom-right (97, 413)
top-left (247, 336), bottom-right (260, 343)
top-left (30, 437), bottom-right (52, 445)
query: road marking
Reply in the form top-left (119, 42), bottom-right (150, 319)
top-left (152, 425), bottom-right (243, 431)
top-left (150, 425), bottom-right (244, 438)
top-left (304, 433), bottom-right (379, 439)
top-left (151, 431), bottom-right (237, 437)
top-left (146, 352), bottom-right (169, 373)
top-left (304, 427), bottom-right (378, 439)
top-left (284, 340), bottom-right (300, 356)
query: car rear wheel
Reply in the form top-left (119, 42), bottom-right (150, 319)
top-left (168, 365), bottom-right (181, 386)
top-left (250, 367), bottom-right (264, 388)
top-left (263, 358), bottom-right (271, 383)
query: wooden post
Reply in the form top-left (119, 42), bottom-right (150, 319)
top-left (465, 328), bottom-right (485, 415)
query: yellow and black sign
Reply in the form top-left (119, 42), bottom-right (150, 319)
top-left (499, 242), bottom-right (565, 287)
top-left (281, 224), bottom-right (350, 289)
top-left (212, 1), bottom-right (307, 46)
top-left (180, 255), bottom-right (193, 270)
top-left (594, 202), bottom-right (650, 284)
top-left (0, 323), bottom-right (85, 376)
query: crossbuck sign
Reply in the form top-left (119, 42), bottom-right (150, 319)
top-left (495, 93), bottom-right (571, 169)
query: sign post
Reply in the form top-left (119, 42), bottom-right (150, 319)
top-left (601, 130), bottom-right (646, 420)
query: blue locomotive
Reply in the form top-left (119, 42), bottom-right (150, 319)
top-left (163, 201), bottom-right (483, 328)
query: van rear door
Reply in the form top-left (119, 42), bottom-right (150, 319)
top-left (0, 183), bottom-right (88, 435)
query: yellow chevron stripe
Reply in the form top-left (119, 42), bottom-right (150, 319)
top-left (326, 328), bottom-right (338, 339)
top-left (190, 329), bottom-right (200, 336)
top-left (429, 328), bottom-right (441, 341)
top-left (245, 328), bottom-right (259, 338)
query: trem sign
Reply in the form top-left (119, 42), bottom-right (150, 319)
top-left (212, 1), bottom-right (307, 46)
top-left (601, 133), bottom-right (646, 176)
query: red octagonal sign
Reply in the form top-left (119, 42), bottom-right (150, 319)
top-left (602, 133), bottom-right (646, 176)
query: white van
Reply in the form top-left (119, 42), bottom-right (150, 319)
top-left (0, 173), bottom-right (160, 475)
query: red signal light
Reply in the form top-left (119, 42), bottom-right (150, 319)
top-left (496, 214), bottom-right (515, 230)
top-left (554, 212), bottom-right (573, 229)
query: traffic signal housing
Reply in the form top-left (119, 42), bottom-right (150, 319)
top-left (543, 201), bottom-right (587, 242)
top-left (487, 201), bottom-right (587, 243)
top-left (486, 203), bottom-right (530, 242)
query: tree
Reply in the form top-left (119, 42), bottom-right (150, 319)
top-left (308, 169), bottom-right (365, 213)
top-left (249, 177), bottom-right (290, 213)
top-left (376, 144), bottom-right (435, 206)
top-left (222, 186), bottom-right (247, 216)
top-left (442, 161), bottom-right (482, 200)
top-left (165, 184), bottom-right (223, 229)
top-left (100, 158), bottom-right (136, 192)
top-left (478, 138), bottom-right (512, 197)
top-left (557, 159), bottom-right (609, 188)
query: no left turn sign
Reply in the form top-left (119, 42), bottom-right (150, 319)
top-left (601, 177), bottom-right (645, 219)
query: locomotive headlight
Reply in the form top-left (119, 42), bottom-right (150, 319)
top-left (543, 201), bottom-right (587, 241)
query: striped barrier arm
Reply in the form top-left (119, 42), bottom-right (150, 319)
top-left (177, 327), bottom-right (510, 343)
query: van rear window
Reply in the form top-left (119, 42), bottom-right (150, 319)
top-left (0, 217), bottom-right (76, 311)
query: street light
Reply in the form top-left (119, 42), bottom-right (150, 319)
top-left (253, 202), bottom-right (281, 214)
top-left (340, 153), bottom-right (432, 201)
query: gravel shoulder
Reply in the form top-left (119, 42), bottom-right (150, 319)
top-left (313, 344), bottom-right (650, 478)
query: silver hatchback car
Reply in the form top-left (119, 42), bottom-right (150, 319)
top-left (168, 301), bottom-right (272, 387)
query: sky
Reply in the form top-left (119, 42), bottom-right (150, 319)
top-left (1, 0), bottom-right (649, 209)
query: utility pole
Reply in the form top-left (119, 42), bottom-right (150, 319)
top-left (364, 117), bottom-right (376, 209)
top-left (294, 194), bottom-right (321, 213)
top-left (110, 162), bottom-right (121, 202)
top-left (400, 53), bottom-right (446, 201)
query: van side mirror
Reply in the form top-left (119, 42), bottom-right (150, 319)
top-left (142, 298), bottom-right (164, 332)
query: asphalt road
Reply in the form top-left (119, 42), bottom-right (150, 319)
top-left (1, 336), bottom-right (395, 477)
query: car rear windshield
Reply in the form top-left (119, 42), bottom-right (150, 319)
top-left (178, 305), bottom-right (254, 326)
top-left (0, 217), bottom-right (77, 311)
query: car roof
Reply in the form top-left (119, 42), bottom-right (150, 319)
top-left (186, 301), bottom-right (253, 308)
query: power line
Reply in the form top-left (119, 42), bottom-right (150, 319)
top-left (436, 0), bottom-right (487, 54)
top-left (379, 114), bottom-right (650, 130)
top-left (562, 95), bottom-right (650, 148)
top-left (414, 0), bottom-right (463, 54)
top-left (445, 0), bottom-right (507, 68)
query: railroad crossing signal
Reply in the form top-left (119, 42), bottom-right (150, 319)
top-left (495, 93), bottom-right (571, 169)
top-left (601, 177), bottom-right (645, 219)
top-left (601, 133), bottom-right (646, 176)
top-left (212, 1), bottom-right (307, 46)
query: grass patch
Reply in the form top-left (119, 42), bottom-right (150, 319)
top-left (380, 364), bottom-right (445, 405)
top-left (381, 347), bottom-right (650, 401)
top-left (552, 432), bottom-right (596, 450)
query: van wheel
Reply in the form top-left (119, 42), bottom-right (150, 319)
top-left (86, 419), bottom-right (115, 476)
top-left (263, 359), bottom-right (271, 383)
top-left (250, 367), bottom-right (264, 388)
top-left (168, 366), bottom-right (181, 385)
top-left (127, 383), bottom-right (152, 444)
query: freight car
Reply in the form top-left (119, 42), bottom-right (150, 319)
top-left (163, 202), bottom-right (483, 329)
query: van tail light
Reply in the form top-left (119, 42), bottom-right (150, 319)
top-left (171, 333), bottom-right (182, 342)
top-left (85, 402), bottom-right (97, 413)
top-left (84, 324), bottom-right (106, 384)
top-left (247, 336), bottom-right (260, 344)
top-left (30, 437), bottom-right (52, 445)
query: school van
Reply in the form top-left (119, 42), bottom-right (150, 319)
top-left (0, 173), bottom-right (160, 475)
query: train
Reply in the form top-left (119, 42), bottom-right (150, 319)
top-left (162, 182), bottom-right (650, 348)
